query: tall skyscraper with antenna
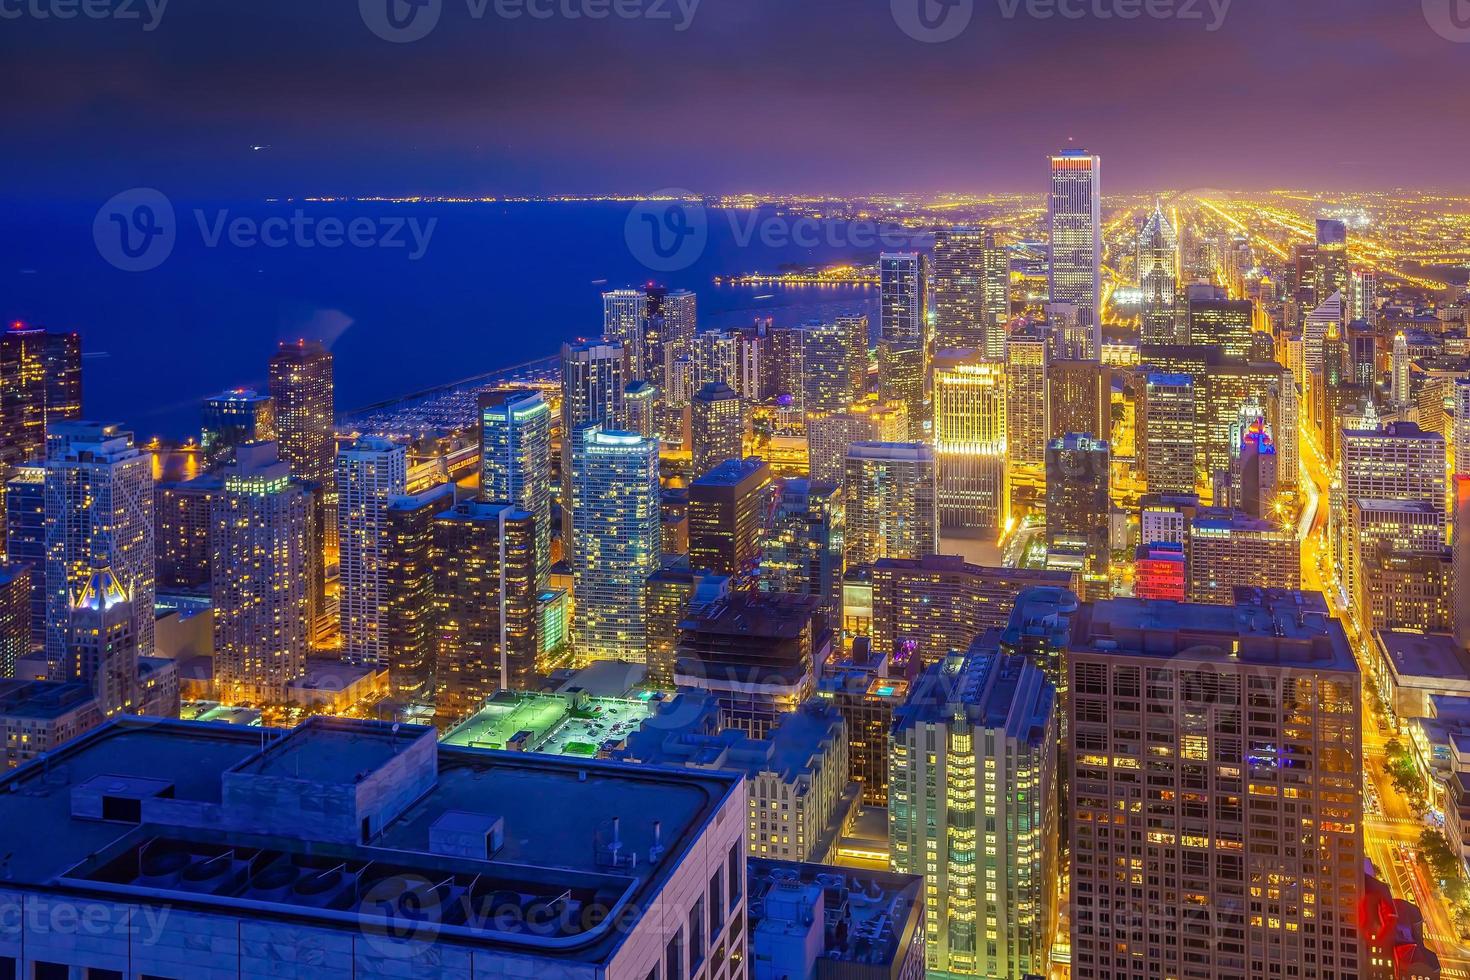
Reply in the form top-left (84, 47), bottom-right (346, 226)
top-left (1047, 149), bottom-right (1102, 359)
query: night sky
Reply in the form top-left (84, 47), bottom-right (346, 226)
top-left (1, 0), bottom-right (1467, 197)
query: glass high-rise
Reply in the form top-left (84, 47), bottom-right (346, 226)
top-left (1047, 149), bottom-right (1102, 359)
top-left (1137, 202), bottom-right (1179, 345)
top-left (336, 435), bottom-right (408, 665)
top-left (479, 388), bottom-right (553, 589)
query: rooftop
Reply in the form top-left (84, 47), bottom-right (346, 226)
top-left (1377, 631), bottom-right (1470, 684)
top-left (442, 689), bottom-right (661, 757)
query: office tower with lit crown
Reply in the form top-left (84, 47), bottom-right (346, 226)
top-left (758, 478), bottom-right (843, 620)
top-left (1068, 589), bottom-right (1364, 980)
top-left (479, 388), bottom-right (553, 589)
top-left (806, 401), bottom-right (909, 490)
top-left (843, 442), bottom-right (938, 567)
top-left (209, 443), bottom-right (310, 704)
top-left (933, 352), bottom-right (1008, 536)
top-left (1006, 324), bottom-right (1050, 474)
top-left (890, 650), bottom-right (1057, 980)
top-left (1045, 434), bottom-right (1110, 601)
top-left (200, 389), bottom-right (276, 467)
top-left (61, 558), bottom-right (138, 716)
top-left (267, 340), bottom-right (335, 486)
top-left (335, 435), bottom-right (407, 665)
top-left (1186, 508), bottom-right (1300, 603)
top-left (933, 229), bottom-right (988, 352)
top-left (1140, 372), bottom-right (1196, 494)
top-left (43, 422), bottom-right (154, 665)
top-left (0, 321), bottom-right (81, 475)
top-left (688, 457), bottom-right (771, 578)
top-left (6, 463), bottom-right (46, 647)
top-left (1048, 149), bottom-right (1103, 359)
top-left (383, 482), bottom-right (453, 703)
top-left (433, 500), bottom-right (539, 722)
top-left (691, 381), bottom-right (742, 478)
top-left (1138, 202), bottom-right (1180, 345)
top-left (602, 287), bottom-right (647, 378)
top-left (571, 428), bottom-right (661, 662)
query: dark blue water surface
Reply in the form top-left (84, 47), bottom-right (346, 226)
top-left (0, 199), bottom-right (914, 439)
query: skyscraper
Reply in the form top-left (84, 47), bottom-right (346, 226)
top-left (1047, 149), bottom-right (1102, 359)
top-left (602, 287), bottom-right (647, 378)
top-left (43, 422), bottom-right (154, 665)
top-left (1186, 286), bottom-right (1255, 362)
top-left (1187, 508), bottom-right (1299, 603)
top-left (758, 478), bottom-right (844, 620)
top-left (0, 321), bottom-right (81, 474)
top-left (267, 340), bottom-right (335, 487)
top-left (571, 428), bottom-right (661, 662)
top-left (382, 482), bottom-right (454, 703)
top-left (560, 339), bottom-right (629, 542)
top-left (1045, 433), bottom-right (1110, 600)
top-left (806, 401), bottom-right (909, 490)
top-left (691, 381), bottom-right (742, 478)
top-left (800, 320), bottom-right (860, 416)
top-left (0, 563), bottom-right (30, 678)
top-left (434, 500), bottom-right (539, 721)
top-left (335, 435), bottom-right (407, 665)
top-left (200, 388), bottom-right (277, 467)
top-left (843, 442), bottom-right (938, 567)
top-left (209, 443), bottom-right (310, 703)
top-left (61, 558), bottom-right (138, 716)
top-left (1068, 590), bottom-right (1364, 980)
top-left (688, 457), bottom-right (771, 578)
top-left (479, 388), bottom-right (553, 589)
top-left (1006, 324), bottom-right (1050, 477)
top-left (1137, 202), bottom-right (1180, 345)
top-left (891, 650), bottom-right (1057, 980)
top-left (879, 252), bottom-right (929, 345)
top-left (5, 463), bottom-right (46, 647)
top-left (1140, 372), bottom-right (1196, 495)
top-left (878, 338), bottom-right (927, 429)
top-left (933, 352), bottom-right (1007, 535)
top-left (1046, 359), bottom-right (1111, 444)
top-left (933, 229), bottom-right (987, 352)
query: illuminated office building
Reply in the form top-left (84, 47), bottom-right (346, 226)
top-left (646, 286), bottom-right (697, 388)
top-left (571, 428), bottom-right (661, 663)
top-left (801, 320), bottom-right (861, 417)
top-left (817, 640), bottom-right (915, 807)
top-left (890, 651), bottom-right (1056, 980)
top-left (871, 555), bottom-right (1075, 668)
top-left (335, 435), bottom-right (408, 666)
top-left (758, 478), bottom-right (843, 620)
top-left (60, 558), bottom-right (138, 716)
top-left (880, 252), bottom-right (929, 345)
top-left (691, 381), bottom-right (742, 478)
top-left (209, 443), bottom-right (310, 704)
top-left (1047, 149), bottom-right (1102, 359)
top-left (43, 422), bottom-right (155, 664)
top-left (695, 329), bottom-right (742, 393)
top-left (1140, 373), bottom-right (1196, 495)
top-left (200, 389), bottom-right (276, 467)
top-left (843, 443), bottom-right (937, 567)
top-left (1392, 332), bottom-right (1412, 409)
top-left (1187, 287), bottom-right (1254, 362)
top-left (1303, 291), bottom-right (1346, 376)
top-left (433, 500), bottom-right (539, 723)
top-left (1315, 218), bottom-right (1351, 311)
top-left (933, 228), bottom-right (988, 352)
top-left (0, 564), bottom-right (29, 678)
top-left (980, 234), bottom-right (1010, 359)
top-left (5, 464), bottom-right (45, 646)
top-left (479, 388), bottom-right (553, 589)
top-left (933, 353), bottom-right (1007, 535)
top-left (806, 402), bottom-right (909, 490)
top-left (1006, 325), bottom-right (1050, 473)
top-left (1068, 590), bottom-right (1364, 980)
top-left (1047, 359), bottom-right (1110, 444)
top-left (1137, 202), bottom-right (1180, 345)
top-left (267, 340), bottom-right (335, 487)
top-left (1228, 414), bottom-right (1278, 519)
top-left (1134, 542), bottom-right (1187, 601)
top-left (1045, 434), bottom-right (1110, 601)
top-left (383, 482), bottom-right (454, 702)
top-left (1187, 508), bottom-right (1299, 604)
top-left (879, 339), bottom-right (927, 428)
top-left (0, 321), bottom-right (81, 473)
top-left (688, 457), bottom-right (771, 578)
top-left (836, 313), bottom-right (870, 398)
top-left (1334, 422), bottom-right (1446, 593)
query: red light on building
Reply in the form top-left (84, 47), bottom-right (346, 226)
top-left (1134, 543), bottom-right (1185, 601)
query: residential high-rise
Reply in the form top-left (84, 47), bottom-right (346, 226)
top-left (688, 457), bottom-right (771, 578)
top-left (154, 472), bottom-right (220, 595)
top-left (836, 313), bottom-right (870, 399)
top-left (1140, 372), bottom-right (1196, 494)
top-left (1046, 359), bottom-right (1110, 444)
top-left (645, 286), bottom-right (697, 388)
top-left (200, 389), bottom-right (276, 467)
top-left (891, 650), bottom-right (1057, 980)
top-left (434, 500), bottom-right (539, 722)
top-left (843, 442), bottom-right (938, 567)
top-left (60, 558), bottom-right (138, 716)
top-left (880, 252), bottom-right (929, 345)
top-left (0, 564), bottom-right (27, 678)
top-left (980, 233), bottom-right (1011, 359)
top-left (933, 229), bottom-right (987, 352)
top-left (933, 352), bottom-right (1007, 535)
top-left (571, 428), bottom-right (661, 662)
top-left (382, 482), bottom-right (454, 703)
top-left (5, 464), bottom-right (46, 647)
top-left (1187, 508), bottom-right (1299, 603)
top-left (335, 435), bottom-right (408, 665)
top-left (1068, 590), bottom-right (1364, 980)
top-left (1047, 149), bottom-right (1102, 359)
top-left (560, 339), bottom-right (629, 541)
top-left (1334, 422), bottom-right (1446, 598)
top-left (691, 381), bottom-right (742, 478)
top-left (758, 478), bottom-right (843, 619)
top-left (602, 287), bottom-right (647, 377)
top-left (0, 321), bottom-right (82, 475)
top-left (800, 320), bottom-right (860, 416)
top-left (806, 401), bottom-right (909, 490)
top-left (623, 379), bottom-right (658, 439)
top-left (878, 338), bottom-right (927, 429)
top-left (1137, 202), bottom-right (1180, 345)
top-left (267, 340), bottom-right (335, 487)
top-left (43, 422), bottom-right (154, 665)
top-left (1045, 434), bottom-right (1110, 600)
top-left (209, 443), bottom-right (310, 704)
top-left (1006, 325), bottom-right (1050, 475)
top-left (479, 388), bottom-right (553, 589)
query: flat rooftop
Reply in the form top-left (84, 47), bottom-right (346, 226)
top-left (1377, 631), bottom-right (1470, 684)
top-left (442, 690), bottom-right (659, 757)
top-left (747, 858), bottom-right (923, 970)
